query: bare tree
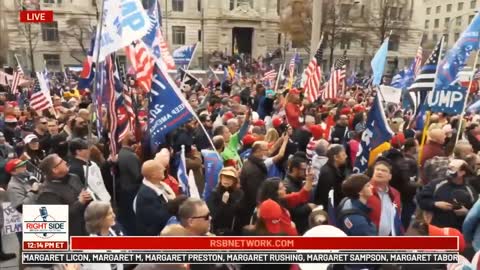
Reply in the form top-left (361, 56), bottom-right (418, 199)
top-left (18, 24), bottom-right (40, 75)
top-left (279, 0), bottom-right (313, 54)
top-left (59, 17), bottom-right (95, 63)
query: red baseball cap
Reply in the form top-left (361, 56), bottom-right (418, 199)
top-left (258, 199), bottom-right (283, 234)
top-left (390, 133), bottom-right (406, 146)
top-left (5, 159), bottom-right (28, 174)
top-left (272, 117), bottom-right (283, 128)
top-left (223, 112), bottom-right (235, 121)
top-left (289, 88), bottom-right (300, 95)
top-left (253, 120), bottom-right (265, 127)
top-left (242, 134), bottom-right (257, 146)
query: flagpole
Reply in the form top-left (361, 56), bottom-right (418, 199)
top-left (274, 64), bottom-right (284, 92)
top-left (454, 49), bottom-right (480, 145)
top-left (417, 35), bottom-right (445, 164)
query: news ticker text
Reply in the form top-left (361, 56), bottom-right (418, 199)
top-left (22, 252), bottom-right (458, 264)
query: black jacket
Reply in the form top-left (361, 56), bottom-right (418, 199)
top-left (117, 147), bottom-right (142, 193)
top-left (416, 178), bottom-right (478, 230)
top-left (207, 186), bottom-right (244, 235)
top-left (36, 174), bottom-right (88, 236)
top-left (238, 156), bottom-right (268, 227)
top-left (314, 162), bottom-right (347, 209)
top-left (134, 183), bottom-right (171, 236)
top-left (284, 174), bottom-right (311, 235)
top-left (68, 157), bottom-right (88, 185)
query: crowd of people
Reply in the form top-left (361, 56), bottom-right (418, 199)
top-left (0, 70), bottom-right (480, 270)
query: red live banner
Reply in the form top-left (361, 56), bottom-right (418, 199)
top-left (70, 236), bottom-right (458, 251)
top-left (19, 10), bottom-right (53, 23)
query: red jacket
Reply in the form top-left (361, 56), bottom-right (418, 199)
top-left (280, 188), bottom-right (310, 236)
top-left (285, 102), bottom-right (301, 129)
top-left (367, 182), bottom-right (402, 233)
top-left (420, 141), bottom-right (446, 168)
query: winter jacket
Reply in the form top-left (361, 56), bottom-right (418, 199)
top-left (337, 198), bottom-right (377, 236)
top-left (366, 183), bottom-right (403, 236)
top-left (417, 178), bottom-right (478, 230)
top-left (36, 174), bottom-right (88, 236)
top-left (463, 198), bottom-right (480, 251)
top-left (314, 162), bottom-right (347, 209)
top-left (238, 156), bottom-right (268, 227)
top-left (207, 186), bottom-right (244, 235)
top-left (292, 126), bottom-right (312, 152)
top-left (134, 180), bottom-right (172, 236)
top-left (284, 175), bottom-right (312, 235)
top-left (329, 124), bottom-right (349, 145)
top-left (7, 172), bottom-right (39, 213)
top-left (382, 149), bottom-right (419, 204)
top-left (117, 147), bottom-right (142, 193)
top-left (420, 141), bottom-right (446, 171)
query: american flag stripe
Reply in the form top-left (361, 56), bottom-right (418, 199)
top-left (414, 46), bottom-right (423, 77)
top-left (408, 36), bottom-right (444, 116)
top-left (322, 53), bottom-right (347, 100)
top-left (10, 66), bottom-right (23, 95)
top-left (30, 72), bottom-right (52, 112)
top-left (304, 44), bottom-right (324, 103)
top-left (262, 69), bottom-right (277, 81)
top-left (126, 41), bottom-right (154, 93)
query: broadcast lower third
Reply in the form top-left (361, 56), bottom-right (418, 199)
top-left (209, 239), bottom-right (295, 248)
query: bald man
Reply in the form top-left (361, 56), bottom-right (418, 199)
top-left (420, 128), bottom-right (447, 182)
top-left (134, 160), bottom-right (173, 236)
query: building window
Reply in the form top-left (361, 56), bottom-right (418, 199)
top-left (426, 7), bottom-right (431, 14)
top-left (340, 4), bottom-right (351, 19)
top-left (340, 34), bottom-right (351, 50)
top-left (389, 7), bottom-right (398, 19)
top-left (360, 5), bottom-right (365, 16)
top-left (172, 26), bottom-right (185, 45)
top-left (455, 32), bottom-right (460, 41)
top-left (397, 7), bottom-right (403, 19)
top-left (436, 6), bottom-right (441, 13)
top-left (445, 17), bottom-right (450, 26)
top-left (470, 15), bottom-right (475, 23)
top-left (229, 0), bottom-right (252, 10)
top-left (360, 38), bottom-right (366, 48)
top-left (432, 34), bottom-right (438, 42)
top-left (445, 34), bottom-right (449, 45)
top-left (198, 30), bottom-right (201, 41)
top-left (458, 2), bottom-right (464, 10)
top-left (447, 4), bottom-right (452, 11)
top-left (230, 0), bottom-right (235, 10)
top-left (172, 0), bottom-right (183, 12)
top-left (434, 19), bottom-right (439, 28)
top-left (456, 16), bottom-right (462, 26)
top-left (388, 34), bottom-right (400, 51)
top-left (471, 0), bottom-right (476, 9)
top-left (92, 0), bottom-right (96, 6)
top-left (43, 54), bottom-right (60, 70)
top-left (197, 0), bottom-right (201, 11)
top-left (277, 33), bottom-right (282, 45)
top-left (425, 20), bottom-right (429, 28)
top-left (41, 22), bottom-right (58, 41)
top-left (43, 0), bottom-right (54, 3)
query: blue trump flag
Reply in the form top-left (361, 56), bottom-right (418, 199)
top-left (428, 84), bottom-right (468, 114)
top-left (173, 43), bottom-right (198, 68)
top-left (370, 37), bottom-right (390, 86)
top-left (436, 13), bottom-right (480, 89)
top-left (201, 149), bottom-right (223, 201)
top-left (353, 96), bottom-right (394, 173)
top-left (149, 63), bottom-right (193, 145)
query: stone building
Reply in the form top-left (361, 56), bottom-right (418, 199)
top-left (0, 0), bottom-right (98, 73)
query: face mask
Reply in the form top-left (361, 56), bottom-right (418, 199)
top-left (446, 169), bottom-right (458, 179)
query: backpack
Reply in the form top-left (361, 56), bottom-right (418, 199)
top-left (335, 197), bottom-right (369, 228)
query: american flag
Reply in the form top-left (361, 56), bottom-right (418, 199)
top-left (10, 65), bottom-right (24, 95)
top-left (304, 43), bottom-right (324, 103)
top-left (262, 69), bottom-right (277, 82)
top-left (413, 46), bottom-right (423, 77)
top-left (30, 72), bottom-right (52, 111)
top-left (323, 51), bottom-right (347, 100)
top-left (125, 40), bottom-right (155, 93)
top-left (288, 52), bottom-right (299, 87)
top-left (408, 36), bottom-right (444, 116)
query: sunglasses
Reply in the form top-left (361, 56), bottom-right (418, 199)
top-left (191, 213), bottom-right (210, 220)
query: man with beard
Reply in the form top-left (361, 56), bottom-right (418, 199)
top-left (328, 114), bottom-right (350, 145)
top-left (117, 131), bottom-right (142, 235)
top-left (69, 116), bottom-right (98, 143)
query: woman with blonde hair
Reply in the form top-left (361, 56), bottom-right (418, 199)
top-left (264, 128), bottom-right (279, 147)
